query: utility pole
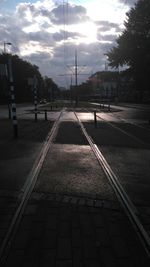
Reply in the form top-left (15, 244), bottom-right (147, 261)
top-left (59, 49), bottom-right (88, 106)
top-left (33, 75), bottom-right (38, 122)
top-left (75, 49), bottom-right (78, 106)
top-left (68, 49), bottom-right (87, 106)
top-left (70, 74), bottom-right (73, 103)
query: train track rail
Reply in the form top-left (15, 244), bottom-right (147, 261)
top-left (84, 107), bottom-right (150, 147)
top-left (0, 109), bottom-right (150, 264)
top-left (0, 110), bottom-right (63, 264)
top-left (74, 111), bottom-right (150, 258)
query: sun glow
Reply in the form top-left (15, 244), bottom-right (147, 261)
top-left (67, 21), bottom-right (97, 44)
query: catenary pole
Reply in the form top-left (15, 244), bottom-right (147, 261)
top-left (75, 49), bottom-right (78, 106)
top-left (33, 75), bottom-right (38, 122)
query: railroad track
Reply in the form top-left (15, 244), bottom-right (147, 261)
top-left (0, 109), bottom-right (150, 265)
top-left (83, 109), bottom-right (150, 230)
top-left (75, 111), bottom-right (150, 257)
top-left (0, 110), bottom-right (63, 264)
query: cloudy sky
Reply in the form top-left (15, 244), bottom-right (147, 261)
top-left (0, 0), bottom-right (137, 88)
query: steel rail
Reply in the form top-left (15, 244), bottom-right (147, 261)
top-left (109, 113), bottom-right (150, 132)
top-left (96, 113), bottom-right (149, 147)
top-left (84, 107), bottom-right (149, 146)
top-left (75, 111), bottom-right (150, 257)
top-left (0, 110), bottom-right (63, 263)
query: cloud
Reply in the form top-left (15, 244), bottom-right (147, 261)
top-left (50, 3), bottom-right (90, 25)
top-left (23, 41), bottom-right (112, 86)
top-left (53, 30), bottom-right (85, 42)
top-left (0, 0), bottom-right (123, 87)
top-left (16, 2), bottom-right (52, 21)
top-left (118, 0), bottom-right (137, 6)
top-left (96, 20), bottom-right (121, 33)
top-left (97, 34), bottom-right (117, 43)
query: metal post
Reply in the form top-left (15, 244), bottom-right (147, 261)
top-left (75, 49), bottom-right (78, 107)
top-left (44, 110), bottom-right (47, 121)
top-left (33, 75), bottom-right (38, 122)
top-left (8, 103), bottom-right (11, 119)
top-left (8, 57), bottom-right (18, 138)
top-left (94, 110), bottom-right (97, 128)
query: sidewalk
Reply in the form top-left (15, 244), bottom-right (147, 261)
top-left (0, 113), bottom-right (150, 266)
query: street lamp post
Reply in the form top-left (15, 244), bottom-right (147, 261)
top-left (33, 75), bottom-right (38, 122)
top-left (4, 42), bottom-right (18, 138)
top-left (4, 42), bottom-right (12, 54)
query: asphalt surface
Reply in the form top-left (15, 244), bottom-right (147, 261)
top-left (0, 105), bottom-right (150, 266)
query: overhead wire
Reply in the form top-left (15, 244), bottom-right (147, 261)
top-left (62, 0), bottom-right (70, 88)
top-left (62, 0), bottom-right (129, 86)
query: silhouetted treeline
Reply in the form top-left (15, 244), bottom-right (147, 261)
top-left (0, 53), bottom-right (59, 103)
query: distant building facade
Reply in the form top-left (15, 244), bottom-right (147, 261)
top-left (89, 71), bottom-right (135, 102)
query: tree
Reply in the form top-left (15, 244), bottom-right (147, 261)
top-left (0, 53), bottom-right (44, 103)
top-left (43, 76), bottom-right (59, 101)
top-left (0, 54), bottom-right (60, 104)
top-left (106, 0), bottom-right (150, 101)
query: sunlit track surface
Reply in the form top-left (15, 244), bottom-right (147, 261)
top-left (0, 110), bottom-right (63, 263)
top-left (76, 110), bottom-right (150, 256)
top-left (1, 109), bottom-right (150, 266)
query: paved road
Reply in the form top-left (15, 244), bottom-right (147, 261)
top-left (92, 102), bottom-right (150, 120)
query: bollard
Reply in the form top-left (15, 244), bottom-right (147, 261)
top-left (14, 124), bottom-right (18, 138)
top-left (51, 105), bottom-right (52, 111)
top-left (8, 104), bottom-right (11, 119)
top-left (34, 111), bottom-right (37, 122)
top-left (45, 110), bottom-right (47, 121)
top-left (108, 103), bottom-right (111, 111)
top-left (94, 110), bottom-right (97, 128)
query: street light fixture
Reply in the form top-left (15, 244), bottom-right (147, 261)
top-left (4, 42), bottom-right (12, 53)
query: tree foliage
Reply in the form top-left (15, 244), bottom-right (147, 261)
top-left (0, 53), bottom-right (58, 103)
top-left (43, 76), bottom-right (59, 101)
top-left (106, 0), bottom-right (150, 95)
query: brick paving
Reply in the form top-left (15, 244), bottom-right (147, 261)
top-left (1, 193), bottom-right (150, 267)
top-left (0, 110), bottom-right (150, 266)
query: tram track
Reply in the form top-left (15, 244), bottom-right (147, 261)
top-left (84, 108), bottom-right (150, 147)
top-left (74, 111), bottom-right (150, 258)
top-left (0, 109), bottom-right (150, 265)
top-left (82, 109), bottom-right (150, 228)
top-left (0, 110), bottom-right (63, 264)
top-left (97, 114), bottom-right (148, 147)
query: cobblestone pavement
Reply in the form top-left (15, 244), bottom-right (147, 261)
top-left (2, 193), bottom-right (150, 267)
top-left (0, 110), bottom-right (150, 266)
top-left (0, 117), bottom-right (54, 251)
